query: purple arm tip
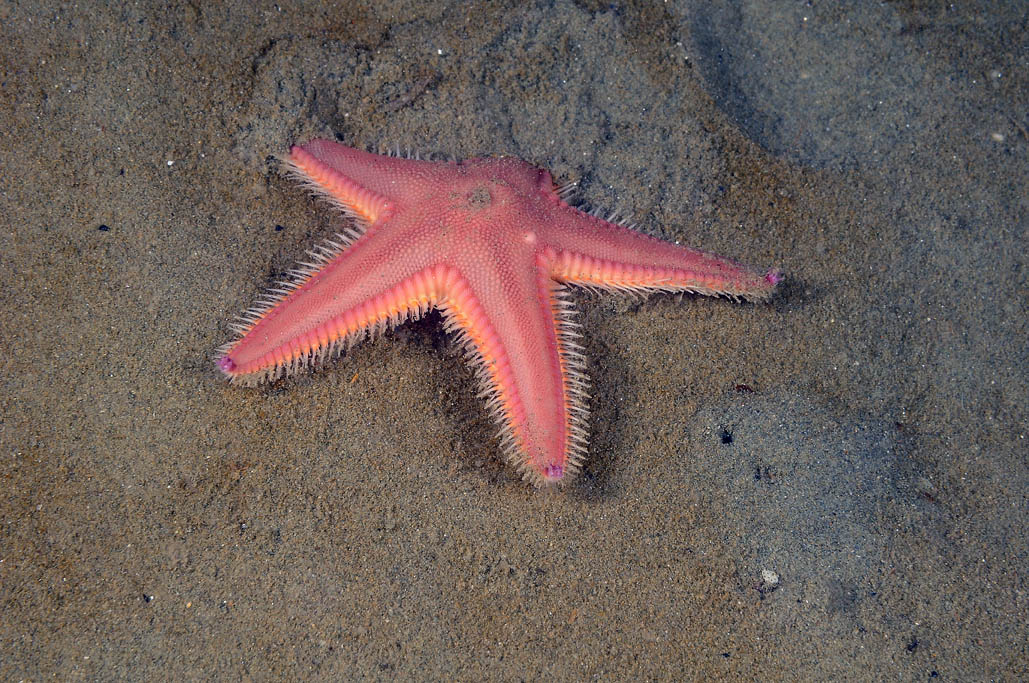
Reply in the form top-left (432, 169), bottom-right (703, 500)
top-left (543, 463), bottom-right (564, 480)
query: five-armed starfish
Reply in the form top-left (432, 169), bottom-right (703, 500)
top-left (217, 140), bottom-right (780, 486)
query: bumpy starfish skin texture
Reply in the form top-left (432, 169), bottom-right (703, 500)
top-left (218, 140), bottom-right (781, 486)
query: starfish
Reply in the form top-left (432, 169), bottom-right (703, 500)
top-left (217, 140), bottom-right (780, 486)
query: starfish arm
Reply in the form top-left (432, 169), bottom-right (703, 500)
top-left (288, 140), bottom-right (451, 222)
top-left (540, 279), bottom-right (591, 482)
top-left (544, 211), bottom-right (781, 301)
top-left (217, 238), bottom-right (442, 384)
top-left (286, 144), bottom-right (396, 228)
top-left (443, 261), bottom-right (586, 486)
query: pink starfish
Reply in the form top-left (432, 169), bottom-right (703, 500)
top-left (218, 140), bottom-right (780, 486)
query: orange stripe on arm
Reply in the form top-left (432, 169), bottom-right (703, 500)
top-left (549, 247), bottom-right (780, 301)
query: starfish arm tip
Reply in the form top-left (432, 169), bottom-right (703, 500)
top-left (543, 463), bottom-right (565, 482)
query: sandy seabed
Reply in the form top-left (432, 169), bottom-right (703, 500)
top-left (1, 2), bottom-right (1025, 679)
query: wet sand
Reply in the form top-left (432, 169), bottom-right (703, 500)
top-left (1, 2), bottom-right (1025, 679)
